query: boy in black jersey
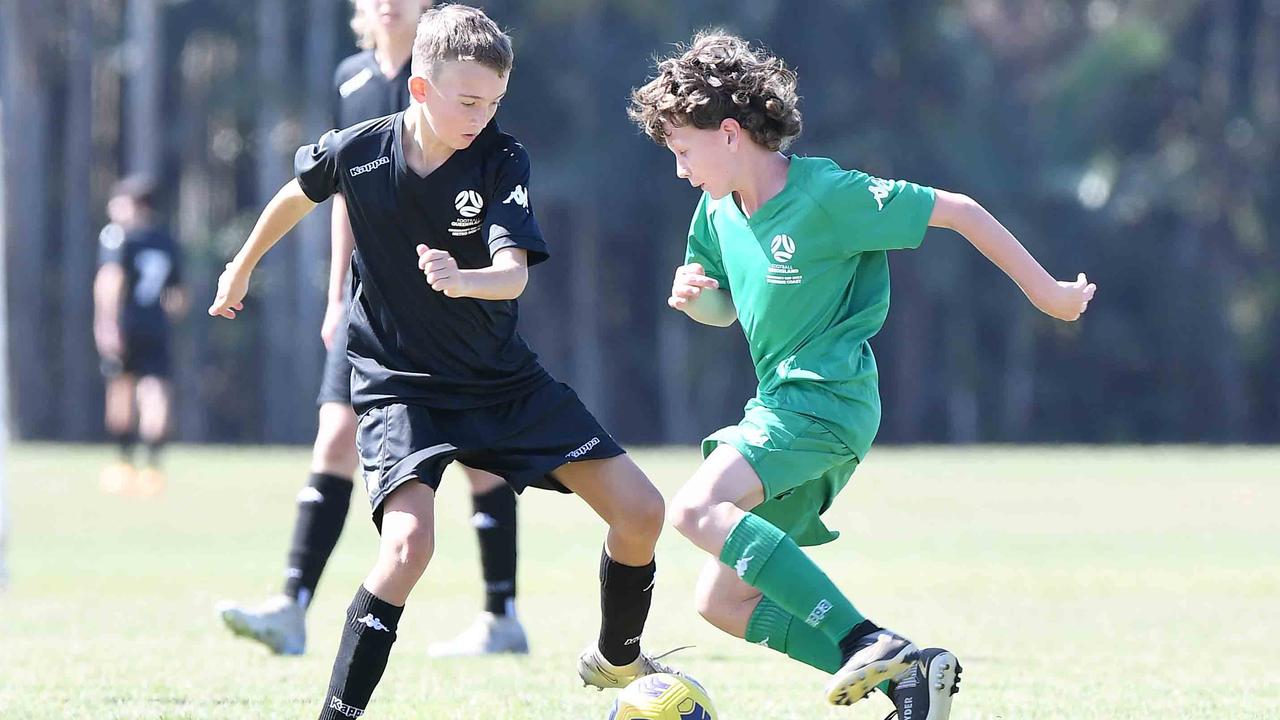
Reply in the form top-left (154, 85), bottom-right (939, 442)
top-left (210, 5), bottom-right (676, 717)
top-left (94, 176), bottom-right (185, 496)
top-left (216, 0), bottom-right (528, 662)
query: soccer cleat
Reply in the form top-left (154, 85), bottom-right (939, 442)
top-left (826, 628), bottom-right (918, 706)
top-left (216, 594), bottom-right (306, 655)
top-left (577, 645), bottom-right (688, 691)
top-left (99, 462), bottom-right (137, 495)
top-left (131, 467), bottom-right (166, 497)
top-left (883, 647), bottom-right (962, 720)
top-left (427, 612), bottom-right (530, 657)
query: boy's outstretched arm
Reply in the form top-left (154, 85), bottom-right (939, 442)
top-left (669, 263), bottom-right (736, 327)
top-left (208, 179), bottom-right (318, 319)
top-left (929, 190), bottom-right (1096, 321)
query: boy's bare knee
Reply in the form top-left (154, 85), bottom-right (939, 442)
top-left (380, 524), bottom-right (434, 579)
top-left (667, 491), bottom-right (706, 540)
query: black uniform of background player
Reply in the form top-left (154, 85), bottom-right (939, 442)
top-left (282, 51), bottom-right (523, 621)
top-left (97, 222), bottom-right (182, 380)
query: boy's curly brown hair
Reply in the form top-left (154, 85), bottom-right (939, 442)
top-left (629, 31), bottom-right (802, 151)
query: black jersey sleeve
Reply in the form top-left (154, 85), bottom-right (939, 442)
top-left (484, 142), bottom-right (548, 267)
top-left (98, 223), bottom-right (126, 266)
top-left (294, 129), bottom-right (345, 203)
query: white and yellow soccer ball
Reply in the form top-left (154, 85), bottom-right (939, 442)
top-left (607, 673), bottom-right (717, 720)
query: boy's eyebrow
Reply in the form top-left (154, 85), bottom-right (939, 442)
top-left (459, 92), bottom-right (506, 101)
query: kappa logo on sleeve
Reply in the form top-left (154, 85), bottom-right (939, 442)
top-left (503, 184), bottom-right (529, 210)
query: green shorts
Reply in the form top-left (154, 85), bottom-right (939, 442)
top-left (701, 398), bottom-right (859, 547)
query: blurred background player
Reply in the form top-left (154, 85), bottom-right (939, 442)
top-left (216, 0), bottom-right (527, 658)
top-left (93, 176), bottom-right (185, 496)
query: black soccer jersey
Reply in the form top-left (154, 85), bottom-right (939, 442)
top-left (294, 115), bottom-right (550, 412)
top-left (98, 223), bottom-right (182, 336)
top-left (333, 51), bottom-right (412, 130)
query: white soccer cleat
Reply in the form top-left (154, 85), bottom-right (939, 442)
top-left (826, 628), bottom-right (919, 706)
top-left (577, 645), bottom-right (686, 691)
top-left (216, 594), bottom-right (306, 656)
top-left (427, 611), bottom-right (529, 657)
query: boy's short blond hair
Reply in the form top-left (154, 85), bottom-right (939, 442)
top-left (630, 31), bottom-right (802, 151)
top-left (349, 0), bottom-right (375, 50)
top-left (411, 3), bottom-right (513, 78)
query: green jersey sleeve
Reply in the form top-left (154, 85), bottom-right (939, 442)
top-left (814, 162), bottom-right (936, 255)
top-left (684, 194), bottom-right (729, 287)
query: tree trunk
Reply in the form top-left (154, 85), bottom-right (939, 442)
top-left (1, 0), bottom-right (55, 438)
top-left (124, 0), bottom-right (163, 178)
top-left (60, 0), bottom-right (97, 440)
top-left (256, 0), bottom-right (303, 442)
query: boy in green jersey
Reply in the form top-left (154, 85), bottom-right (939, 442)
top-left (630, 32), bottom-right (1095, 717)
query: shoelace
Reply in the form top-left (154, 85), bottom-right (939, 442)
top-left (642, 645), bottom-right (694, 674)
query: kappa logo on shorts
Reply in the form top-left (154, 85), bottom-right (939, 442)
top-left (566, 436), bottom-right (601, 459)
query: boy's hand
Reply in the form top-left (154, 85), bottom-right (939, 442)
top-left (1035, 273), bottom-right (1096, 321)
top-left (320, 299), bottom-right (345, 350)
top-left (208, 262), bottom-right (249, 319)
top-left (668, 262), bottom-right (719, 311)
top-left (417, 244), bottom-right (466, 298)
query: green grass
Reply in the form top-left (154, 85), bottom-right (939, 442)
top-left (2, 444), bottom-right (1278, 719)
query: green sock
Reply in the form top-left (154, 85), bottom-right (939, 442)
top-left (720, 513), bottom-right (865, 644)
top-left (744, 596), bottom-right (841, 673)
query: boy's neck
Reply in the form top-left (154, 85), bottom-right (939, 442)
top-left (373, 31), bottom-right (415, 78)
top-left (732, 151), bottom-right (791, 218)
top-left (401, 107), bottom-right (457, 178)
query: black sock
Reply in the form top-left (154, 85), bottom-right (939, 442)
top-left (284, 473), bottom-right (353, 609)
top-left (472, 484), bottom-right (517, 616)
top-left (597, 547), bottom-right (655, 666)
top-left (114, 431), bottom-right (137, 464)
top-left (142, 439), bottom-right (164, 468)
top-left (318, 585), bottom-right (403, 720)
top-left (837, 619), bottom-right (884, 664)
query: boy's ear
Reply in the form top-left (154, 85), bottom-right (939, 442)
top-left (720, 118), bottom-right (742, 150)
top-left (409, 76), bottom-right (430, 103)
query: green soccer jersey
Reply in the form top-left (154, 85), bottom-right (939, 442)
top-left (685, 156), bottom-right (936, 459)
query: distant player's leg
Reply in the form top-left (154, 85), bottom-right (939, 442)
top-left (669, 444), bottom-right (917, 706)
top-left (100, 373), bottom-right (137, 493)
top-left (427, 465), bottom-right (528, 657)
top-left (132, 374), bottom-right (171, 495)
top-left (218, 401), bottom-right (356, 655)
top-left (319, 480), bottom-right (433, 720)
top-left (557, 454), bottom-right (676, 689)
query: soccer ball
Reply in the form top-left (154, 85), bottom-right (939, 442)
top-left (607, 673), bottom-right (717, 720)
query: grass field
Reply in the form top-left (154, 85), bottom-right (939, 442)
top-left (1, 443), bottom-right (1278, 719)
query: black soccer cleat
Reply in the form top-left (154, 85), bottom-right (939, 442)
top-left (883, 647), bottom-right (963, 720)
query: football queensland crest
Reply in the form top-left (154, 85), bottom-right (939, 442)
top-left (770, 234), bottom-right (795, 263)
top-left (607, 673), bottom-right (717, 720)
top-left (454, 189), bottom-right (484, 218)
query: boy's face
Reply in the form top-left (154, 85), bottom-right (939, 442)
top-left (357, 0), bottom-right (428, 35)
top-left (663, 121), bottom-right (737, 200)
top-left (415, 60), bottom-right (508, 150)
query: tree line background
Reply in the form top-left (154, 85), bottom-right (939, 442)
top-left (1, 0), bottom-right (1277, 445)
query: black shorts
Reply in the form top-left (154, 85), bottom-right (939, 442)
top-left (316, 326), bottom-right (352, 406)
top-left (356, 379), bottom-right (624, 521)
top-left (102, 331), bottom-right (170, 379)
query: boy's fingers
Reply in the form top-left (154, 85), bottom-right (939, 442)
top-left (416, 244), bottom-right (429, 256)
top-left (668, 295), bottom-right (688, 310)
top-left (685, 275), bottom-right (718, 289)
top-left (684, 262), bottom-right (705, 275)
